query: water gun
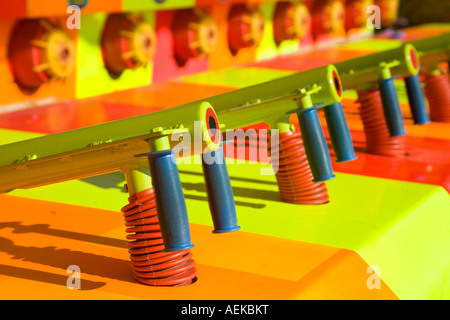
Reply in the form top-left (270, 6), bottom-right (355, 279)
top-left (335, 43), bottom-right (428, 128)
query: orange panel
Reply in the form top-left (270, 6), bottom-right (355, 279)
top-left (26, 0), bottom-right (122, 17)
top-left (0, 195), bottom-right (398, 300)
top-left (98, 81), bottom-right (236, 109)
top-left (294, 249), bottom-right (398, 299)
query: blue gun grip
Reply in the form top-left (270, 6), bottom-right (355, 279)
top-left (148, 152), bottom-right (194, 252)
top-left (379, 77), bottom-right (407, 137)
top-left (297, 108), bottom-right (335, 182)
top-left (404, 74), bottom-right (430, 125)
top-left (202, 144), bottom-right (240, 233)
top-left (324, 102), bottom-right (357, 163)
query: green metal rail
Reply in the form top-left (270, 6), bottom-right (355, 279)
top-left (0, 64), bottom-right (345, 193)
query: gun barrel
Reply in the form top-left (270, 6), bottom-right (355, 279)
top-left (208, 64), bottom-right (343, 128)
top-left (336, 43), bottom-right (421, 89)
top-left (0, 102), bottom-right (220, 193)
top-left (409, 33), bottom-right (450, 70)
top-left (0, 65), bottom-right (345, 192)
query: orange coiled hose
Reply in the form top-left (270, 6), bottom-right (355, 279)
top-left (121, 188), bottom-right (197, 286)
top-left (270, 131), bottom-right (329, 205)
top-left (357, 88), bottom-right (406, 157)
top-left (424, 72), bottom-right (450, 123)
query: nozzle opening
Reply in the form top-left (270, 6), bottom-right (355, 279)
top-left (333, 70), bottom-right (342, 97)
top-left (410, 48), bottom-right (418, 70)
top-left (206, 107), bottom-right (220, 144)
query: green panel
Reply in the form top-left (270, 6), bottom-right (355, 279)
top-left (10, 171), bottom-right (128, 211)
top-left (338, 39), bottom-right (402, 52)
top-left (0, 128), bottom-right (43, 146)
top-left (180, 67), bottom-right (295, 88)
top-left (122, 0), bottom-right (194, 11)
top-left (76, 13), bottom-right (113, 98)
top-left (342, 89), bottom-right (358, 100)
top-left (256, 1), bottom-right (278, 61)
top-left (357, 187), bottom-right (450, 300)
top-left (76, 12), bottom-right (154, 99)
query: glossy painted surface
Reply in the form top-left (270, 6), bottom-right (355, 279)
top-left (0, 23), bottom-right (449, 300)
top-left (0, 100), bottom-right (161, 134)
top-left (0, 194), bottom-right (397, 300)
top-left (1, 67), bottom-right (448, 192)
top-left (2, 142), bottom-right (448, 299)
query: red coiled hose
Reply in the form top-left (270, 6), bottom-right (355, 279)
top-left (357, 88), bottom-right (406, 157)
top-left (423, 72), bottom-right (450, 123)
top-left (270, 131), bottom-right (329, 205)
top-left (121, 188), bottom-right (197, 286)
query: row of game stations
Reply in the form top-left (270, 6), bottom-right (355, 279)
top-left (0, 22), bottom-right (448, 299)
top-left (1, 23), bottom-right (448, 200)
top-left (0, 0), bottom-right (400, 106)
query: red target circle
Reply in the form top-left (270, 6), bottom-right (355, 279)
top-left (205, 107), bottom-right (220, 144)
top-left (332, 70), bottom-right (342, 97)
top-left (410, 48), bottom-right (418, 70)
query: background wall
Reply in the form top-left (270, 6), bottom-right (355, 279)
top-left (398, 0), bottom-right (450, 26)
